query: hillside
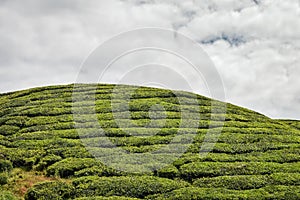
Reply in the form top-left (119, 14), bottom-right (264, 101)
top-left (0, 84), bottom-right (299, 200)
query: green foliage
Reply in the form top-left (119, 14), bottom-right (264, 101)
top-left (0, 125), bottom-right (20, 136)
top-left (75, 197), bottom-right (140, 200)
top-left (4, 149), bottom-right (45, 169)
top-left (193, 175), bottom-right (273, 190)
top-left (46, 158), bottom-right (100, 178)
top-left (0, 159), bottom-right (13, 172)
top-left (0, 83), bottom-right (300, 199)
top-left (74, 165), bottom-right (123, 177)
top-left (147, 186), bottom-right (300, 200)
top-left (0, 173), bottom-right (8, 185)
top-left (157, 165), bottom-right (180, 179)
top-left (72, 176), bottom-right (189, 198)
top-left (24, 181), bottom-right (74, 200)
top-left (0, 191), bottom-right (17, 200)
top-left (180, 162), bottom-right (300, 180)
top-left (34, 154), bottom-right (62, 171)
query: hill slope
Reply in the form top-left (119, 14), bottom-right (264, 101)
top-left (0, 84), bottom-right (299, 200)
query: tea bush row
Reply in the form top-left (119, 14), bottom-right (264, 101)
top-left (180, 161), bottom-right (300, 180)
top-left (46, 158), bottom-right (101, 178)
top-left (72, 175), bottom-right (189, 198)
top-left (193, 173), bottom-right (300, 190)
top-left (147, 185), bottom-right (300, 200)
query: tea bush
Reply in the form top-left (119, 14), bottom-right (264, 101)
top-left (46, 158), bottom-right (100, 178)
top-left (0, 191), bottom-right (17, 200)
top-left (24, 181), bottom-right (74, 200)
top-left (0, 159), bottom-right (12, 172)
top-left (75, 197), bottom-right (140, 200)
top-left (72, 176), bottom-right (189, 198)
top-left (180, 162), bottom-right (300, 181)
top-left (147, 186), bottom-right (300, 200)
top-left (0, 173), bottom-right (8, 185)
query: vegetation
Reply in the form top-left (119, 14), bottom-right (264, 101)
top-left (0, 83), bottom-right (299, 199)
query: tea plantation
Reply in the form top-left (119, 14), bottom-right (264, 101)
top-left (0, 84), bottom-right (299, 199)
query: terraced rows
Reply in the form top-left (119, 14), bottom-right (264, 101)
top-left (0, 84), bottom-right (299, 199)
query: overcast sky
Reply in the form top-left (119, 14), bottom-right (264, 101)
top-left (0, 0), bottom-right (299, 119)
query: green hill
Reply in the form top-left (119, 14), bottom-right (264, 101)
top-left (0, 84), bottom-right (299, 200)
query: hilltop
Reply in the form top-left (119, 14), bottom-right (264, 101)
top-left (0, 84), bottom-right (299, 200)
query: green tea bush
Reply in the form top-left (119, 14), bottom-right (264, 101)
top-left (3, 116), bottom-right (29, 127)
top-left (270, 173), bottom-right (300, 185)
top-left (72, 176), bottom-right (189, 198)
top-left (146, 186), bottom-right (271, 200)
top-left (20, 122), bottom-right (75, 133)
top-left (0, 125), bottom-right (20, 136)
top-left (180, 162), bottom-right (300, 180)
top-left (46, 158), bottom-right (100, 178)
top-left (34, 154), bottom-right (62, 171)
top-left (157, 165), bottom-right (180, 179)
top-left (0, 173), bottom-right (8, 185)
top-left (193, 175), bottom-right (269, 190)
top-left (0, 159), bottom-right (12, 172)
top-left (47, 147), bottom-right (92, 158)
top-left (193, 173), bottom-right (300, 190)
top-left (111, 135), bottom-right (173, 147)
top-left (262, 185), bottom-right (300, 199)
top-left (74, 165), bottom-right (123, 177)
top-left (6, 149), bottom-right (45, 168)
top-left (210, 142), bottom-right (294, 154)
top-left (24, 181), bottom-right (74, 200)
top-left (0, 190), bottom-right (17, 200)
top-left (13, 138), bottom-right (82, 149)
top-left (149, 185), bottom-right (300, 200)
top-left (75, 197), bottom-right (140, 200)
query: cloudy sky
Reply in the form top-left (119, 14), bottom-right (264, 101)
top-left (0, 0), bottom-right (299, 119)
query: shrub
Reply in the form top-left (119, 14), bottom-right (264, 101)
top-left (4, 149), bottom-right (45, 168)
top-left (46, 158), bottom-right (100, 178)
top-left (180, 162), bottom-right (300, 181)
top-left (24, 181), bottom-right (74, 200)
top-left (193, 175), bottom-right (269, 190)
top-left (0, 159), bottom-right (13, 172)
top-left (72, 176), bottom-right (189, 198)
top-left (75, 197), bottom-right (140, 200)
top-left (270, 173), bottom-right (300, 185)
top-left (148, 185), bottom-right (300, 200)
top-left (4, 116), bottom-right (29, 127)
top-left (157, 165), bottom-right (179, 179)
top-left (0, 173), bottom-right (8, 185)
top-left (146, 186), bottom-right (271, 200)
top-left (0, 190), bottom-right (17, 200)
top-left (74, 165), bottom-right (123, 177)
top-left (0, 125), bottom-right (20, 136)
top-left (47, 147), bottom-right (92, 158)
top-left (34, 154), bottom-right (62, 171)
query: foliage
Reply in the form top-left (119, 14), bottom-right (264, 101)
top-left (0, 83), bottom-right (299, 199)
top-left (75, 197), bottom-right (140, 200)
top-left (72, 175), bottom-right (189, 198)
top-left (24, 181), bottom-right (74, 200)
top-left (180, 161), bottom-right (300, 181)
top-left (0, 159), bottom-right (13, 173)
top-left (34, 154), bottom-right (62, 171)
top-left (0, 173), bottom-right (8, 185)
top-left (0, 190), bottom-right (18, 200)
top-left (193, 173), bottom-right (300, 190)
top-left (46, 158), bottom-right (100, 178)
top-left (147, 186), bottom-right (300, 200)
